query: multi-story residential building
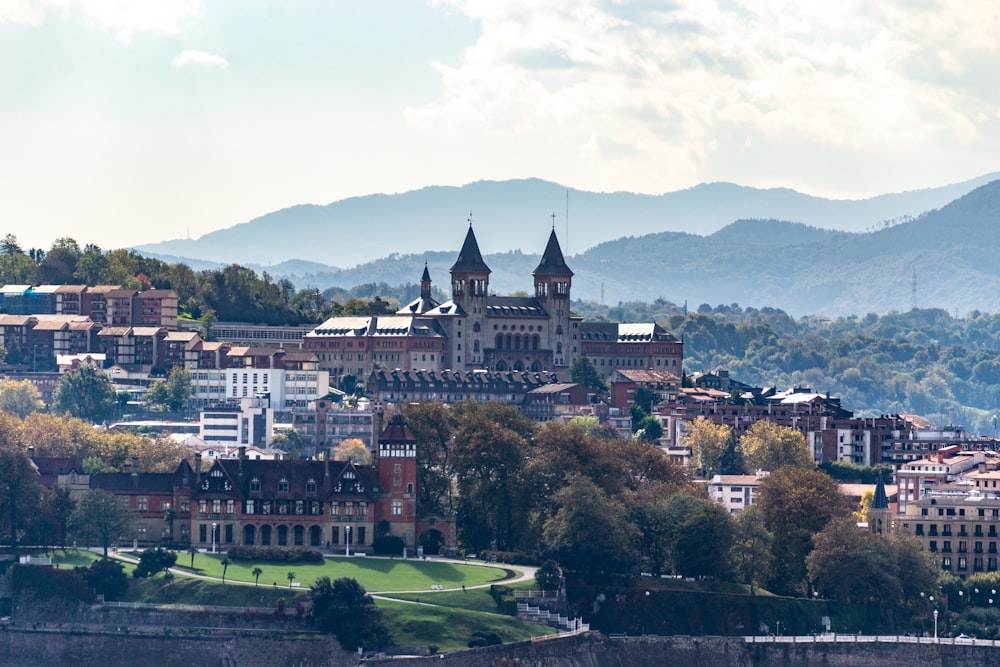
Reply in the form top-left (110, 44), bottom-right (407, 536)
top-left (210, 322), bottom-right (315, 349)
top-left (707, 471), bottom-right (770, 513)
top-left (523, 383), bottom-right (597, 422)
top-left (369, 368), bottom-right (569, 407)
top-left (304, 227), bottom-right (682, 385)
top-left (200, 398), bottom-right (274, 448)
top-left (658, 377), bottom-right (916, 465)
top-left (609, 369), bottom-right (681, 412)
top-left (895, 446), bottom-right (989, 511)
top-left (291, 397), bottom-right (380, 453)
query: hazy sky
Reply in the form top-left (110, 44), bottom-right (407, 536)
top-left (2, 0), bottom-right (998, 251)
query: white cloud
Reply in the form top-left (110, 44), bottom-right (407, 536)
top-left (409, 0), bottom-right (1000, 195)
top-left (171, 49), bottom-right (229, 69)
top-left (0, 0), bottom-right (203, 40)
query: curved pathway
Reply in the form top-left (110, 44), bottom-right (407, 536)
top-left (108, 550), bottom-right (536, 597)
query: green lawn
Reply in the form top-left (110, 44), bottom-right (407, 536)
top-left (125, 576), bottom-right (308, 607)
top-left (381, 588), bottom-right (500, 614)
top-left (167, 552), bottom-right (510, 592)
top-left (376, 598), bottom-right (554, 652)
top-left (52, 549), bottom-right (136, 574)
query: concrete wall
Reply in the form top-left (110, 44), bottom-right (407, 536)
top-left (0, 628), bottom-right (355, 667)
top-left (365, 633), bottom-right (1000, 667)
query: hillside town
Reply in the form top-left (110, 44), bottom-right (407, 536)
top-left (2, 226), bottom-right (1000, 661)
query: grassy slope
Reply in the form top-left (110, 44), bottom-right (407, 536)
top-left (51, 550), bottom-right (550, 652)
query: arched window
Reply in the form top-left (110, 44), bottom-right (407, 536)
top-left (473, 340), bottom-right (480, 352)
top-left (473, 322), bottom-right (481, 332)
top-left (514, 336), bottom-right (521, 350)
top-left (496, 334), bottom-right (503, 349)
top-left (506, 334), bottom-right (512, 349)
top-left (532, 335), bottom-right (539, 350)
top-left (557, 342), bottom-right (563, 354)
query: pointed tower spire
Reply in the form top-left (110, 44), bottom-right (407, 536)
top-left (420, 262), bottom-right (432, 300)
top-left (532, 228), bottom-right (573, 277)
top-left (868, 469), bottom-right (892, 534)
top-left (450, 225), bottom-right (491, 274)
top-left (872, 470), bottom-right (889, 511)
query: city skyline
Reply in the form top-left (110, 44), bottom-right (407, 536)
top-left (2, 0), bottom-right (998, 250)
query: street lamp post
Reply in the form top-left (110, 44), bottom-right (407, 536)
top-left (933, 609), bottom-right (939, 640)
top-left (212, 522), bottom-right (218, 554)
top-left (345, 526), bottom-right (352, 557)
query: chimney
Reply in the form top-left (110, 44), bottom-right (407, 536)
top-left (325, 448), bottom-right (332, 478)
top-left (27, 446), bottom-right (34, 459)
top-left (238, 446), bottom-right (245, 477)
top-left (132, 455), bottom-right (139, 470)
top-left (195, 453), bottom-right (202, 485)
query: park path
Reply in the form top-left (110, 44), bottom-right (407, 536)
top-left (107, 549), bottom-right (536, 597)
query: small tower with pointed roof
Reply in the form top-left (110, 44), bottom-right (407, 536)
top-left (869, 470), bottom-right (892, 534)
top-left (377, 412), bottom-right (418, 547)
top-left (420, 263), bottom-right (433, 301)
top-left (532, 222), bottom-right (573, 366)
top-left (449, 219), bottom-right (490, 367)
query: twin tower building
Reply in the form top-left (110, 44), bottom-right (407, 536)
top-left (304, 225), bottom-right (682, 383)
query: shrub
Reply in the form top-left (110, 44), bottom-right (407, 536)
top-left (227, 546), bottom-right (323, 563)
top-left (77, 559), bottom-right (128, 601)
top-left (13, 565), bottom-right (95, 604)
top-left (133, 547), bottom-right (178, 579)
top-left (467, 630), bottom-right (502, 647)
top-left (372, 535), bottom-right (405, 556)
top-left (478, 549), bottom-right (540, 566)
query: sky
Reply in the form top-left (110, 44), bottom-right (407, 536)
top-left (1, 0), bottom-right (998, 251)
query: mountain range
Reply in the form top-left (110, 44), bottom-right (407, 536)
top-left (135, 175), bottom-right (1000, 318)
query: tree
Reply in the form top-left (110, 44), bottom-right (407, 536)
top-left (252, 567), bottom-right (263, 587)
top-left (684, 419), bottom-right (733, 478)
top-left (145, 367), bottom-right (193, 411)
top-left (287, 571), bottom-right (296, 589)
top-left (672, 501), bottom-right (735, 579)
top-left (542, 475), bottom-right (639, 577)
top-left (53, 365), bottom-right (117, 423)
top-left (449, 402), bottom-right (534, 552)
top-left (730, 505), bottom-right (772, 594)
top-left (535, 560), bottom-right (564, 591)
top-left (196, 307), bottom-right (217, 341)
top-left (0, 378), bottom-right (44, 417)
top-left (806, 517), bottom-right (936, 623)
top-left (333, 438), bottom-right (371, 464)
top-left (270, 429), bottom-right (310, 459)
top-left (635, 415), bottom-right (663, 441)
top-left (0, 447), bottom-right (44, 553)
top-left (401, 403), bottom-right (453, 517)
top-left (755, 467), bottom-right (854, 595)
top-left (68, 489), bottom-right (134, 558)
top-left (187, 545), bottom-right (198, 569)
top-left (221, 557), bottom-right (231, 583)
top-left (739, 420), bottom-right (814, 472)
top-left (133, 547), bottom-right (178, 579)
top-left (308, 576), bottom-right (392, 651)
top-left (78, 558), bottom-right (128, 601)
top-left (569, 355), bottom-right (607, 393)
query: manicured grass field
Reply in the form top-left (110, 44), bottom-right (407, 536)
top-left (376, 598), bottom-right (554, 652)
top-left (381, 588), bottom-right (500, 614)
top-left (51, 549), bottom-right (136, 574)
top-left (172, 552), bottom-right (511, 592)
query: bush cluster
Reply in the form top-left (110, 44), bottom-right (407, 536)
top-left (467, 630), bottom-right (503, 648)
top-left (488, 584), bottom-right (518, 617)
top-left (372, 535), bottom-right (405, 556)
top-left (12, 565), bottom-right (95, 604)
top-left (478, 549), bottom-right (540, 566)
top-left (226, 546), bottom-right (323, 563)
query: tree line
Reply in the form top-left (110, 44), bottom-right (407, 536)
top-left (0, 235), bottom-right (421, 327)
top-left (399, 401), bottom-right (937, 624)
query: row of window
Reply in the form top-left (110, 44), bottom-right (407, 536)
top-left (927, 540), bottom-right (999, 554)
top-left (940, 556), bottom-right (999, 572)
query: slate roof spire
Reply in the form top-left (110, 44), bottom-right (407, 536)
top-left (450, 219), bottom-right (491, 274)
top-left (532, 228), bottom-right (573, 276)
top-left (872, 469), bottom-right (889, 511)
top-left (420, 262), bottom-right (432, 299)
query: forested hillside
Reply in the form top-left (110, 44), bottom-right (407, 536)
top-left (576, 298), bottom-right (1000, 435)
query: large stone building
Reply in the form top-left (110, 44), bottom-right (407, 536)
top-left (54, 413), bottom-right (451, 554)
top-left (304, 226), bottom-right (683, 385)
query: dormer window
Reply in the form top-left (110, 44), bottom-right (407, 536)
top-left (306, 478), bottom-right (317, 494)
top-left (278, 477), bottom-right (289, 493)
top-left (250, 477), bottom-right (261, 492)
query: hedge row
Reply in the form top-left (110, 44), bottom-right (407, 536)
top-left (226, 546), bottom-right (324, 563)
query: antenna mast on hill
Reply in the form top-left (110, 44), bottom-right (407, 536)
top-left (565, 189), bottom-right (570, 254)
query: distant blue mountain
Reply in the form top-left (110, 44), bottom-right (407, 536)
top-left (135, 174), bottom-right (999, 268)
